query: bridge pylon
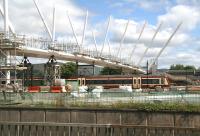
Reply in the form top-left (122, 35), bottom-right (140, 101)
top-left (44, 55), bottom-right (61, 86)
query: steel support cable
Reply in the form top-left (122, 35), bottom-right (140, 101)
top-left (129, 21), bottom-right (147, 64)
top-left (149, 22), bottom-right (182, 69)
top-left (100, 16), bottom-right (111, 57)
top-left (137, 22), bottom-right (163, 66)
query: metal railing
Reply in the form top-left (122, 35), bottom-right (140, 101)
top-left (13, 35), bottom-right (135, 67)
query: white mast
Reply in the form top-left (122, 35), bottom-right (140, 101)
top-left (52, 6), bottom-right (56, 42)
top-left (33, 0), bottom-right (53, 40)
top-left (67, 11), bottom-right (79, 47)
top-left (129, 21), bottom-right (147, 61)
top-left (107, 39), bottom-right (111, 59)
top-left (100, 16), bottom-right (111, 57)
top-left (149, 22), bottom-right (182, 69)
top-left (81, 10), bottom-right (88, 48)
top-left (116, 20), bottom-right (130, 58)
top-left (3, 0), bottom-right (8, 37)
top-left (3, 0), bottom-right (10, 84)
top-left (137, 22), bottom-right (163, 66)
top-left (92, 31), bottom-right (98, 55)
top-left (0, 6), bottom-right (15, 34)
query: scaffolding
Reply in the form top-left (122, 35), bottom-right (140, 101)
top-left (0, 32), bottom-right (25, 92)
top-left (44, 55), bottom-right (61, 86)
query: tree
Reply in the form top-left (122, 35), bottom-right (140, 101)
top-left (61, 62), bottom-right (77, 78)
top-left (184, 65), bottom-right (196, 70)
top-left (100, 67), bottom-right (122, 75)
top-left (170, 64), bottom-right (184, 70)
top-left (170, 64), bottom-right (196, 70)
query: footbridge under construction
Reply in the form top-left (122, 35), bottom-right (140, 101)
top-left (0, 0), bottom-right (182, 85)
top-left (0, 32), bottom-right (144, 72)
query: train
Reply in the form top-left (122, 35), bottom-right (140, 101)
top-left (0, 75), bottom-right (170, 92)
top-left (67, 75), bottom-right (170, 89)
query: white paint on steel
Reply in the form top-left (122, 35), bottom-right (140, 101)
top-left (3, 0), bottom-right (11, 84)
top-left (149, 22), bottom-right (182, 68)
top-left (81, 10), bottom-right (88, 48)
top-left (15, 46), bottom-right (145, 73)
top-left (67, 11), bottom-right (79, 46)
top-left (92, 31), bottom-right (98, 55)
top-left (116, 20), bottom-right (130, 58)
top-left (100, 16), bottom-right (111, 57)
top-left (107, 39), bottom-right (111, 59)
top-left (3, 0), bottom-right (9, 36)
top-left (137, 22), bottom-right (163, 66)
top-left (52, 6), bottom-right (56, 42)
top-left (0, 6), bottom-right (15, 34)
top-left (129, 21), bottom-right (147, 61)
top-left (33, 0), bottom-right (53, 40)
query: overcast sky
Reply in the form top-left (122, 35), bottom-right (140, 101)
top-left (1, 0), bottom-right (200, 69)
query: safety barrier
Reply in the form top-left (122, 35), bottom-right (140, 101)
top-left (50, 86), bottom-right (62, 93)
top-left (28, 86), bottom-right (40, 93)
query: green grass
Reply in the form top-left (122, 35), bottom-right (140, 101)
top-left (67, 101), bottom-right (200, 112)
top-left (3, 102), bottom-right (200, 112)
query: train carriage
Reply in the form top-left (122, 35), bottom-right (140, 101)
top-left (18, 75), bottom-right (170, 93)
top-left (72, 75), bottom-right (170, 89)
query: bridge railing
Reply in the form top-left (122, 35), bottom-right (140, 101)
top-left (6, 34), bottom-right (136, 67)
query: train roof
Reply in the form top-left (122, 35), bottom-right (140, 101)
top-left (67, 74), bottom-right (166, 79)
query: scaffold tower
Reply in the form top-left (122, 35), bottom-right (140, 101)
top-left (0, 32), bottom-right (26, 91)
top-left (44, 55), bottom-right (61, 86)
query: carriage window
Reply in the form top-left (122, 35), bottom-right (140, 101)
top-left (86, 79), bottom-right (132, 84)
top-left (138, 79), bottom-right (140, 84)
top-left (134, 79), bottom-right (136, 84)
top-left (141, 79), bottom-right (159, 84)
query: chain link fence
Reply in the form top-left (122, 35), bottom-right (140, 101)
top-left (0, 91), bottom-right (200, 107)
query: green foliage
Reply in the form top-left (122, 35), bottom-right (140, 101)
top-left (100, 67), bottom-right (122, 75)
top-left (33, 69), bottom-right (44, 77)
top-left (61, 62), bottom-right (77, 78)
top-left (170, 64), bottom-right (196, 70)
top-left (184, 65), bottom-right (196, 70)
top-left (68, 101), bottom-right (200, 112)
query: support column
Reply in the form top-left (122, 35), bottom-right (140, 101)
top-left (4, 0), bottom-right (9, 35)
top-left (4, 0), bottom-right (10, 84)
top-left (6, 51), bottom-right (10, 84)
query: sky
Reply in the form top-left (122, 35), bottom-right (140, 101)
top-left (1, 0), bottom-right (200, 69)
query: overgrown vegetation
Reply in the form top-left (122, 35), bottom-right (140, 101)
top-left (69, 102), bottom-right (200, 112)
top-left (6, 101), bottom-right (200, 113)
top-left (61, 62), bottom-right (77, 78)
top-left (100, 67), bottom-right (122, 75)
top-left (170, 64), bottom-right (196, 70)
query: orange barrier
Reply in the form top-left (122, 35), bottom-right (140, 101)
top-left (28, 86), bottom-right (40, 93)
top-left (51, 86), bottom-right (62, 93)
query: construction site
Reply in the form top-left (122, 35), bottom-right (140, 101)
top-left (0, 0), bottom-right (200, 135)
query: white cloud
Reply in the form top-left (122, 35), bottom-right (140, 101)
top-left (122, 0), bottom-right (171, 11)
top-left (158, 5), bottom-right (200, 31)
top-left (1, 0), bottom-right (200, 69)
top-left (0, 0), bottom-right (87, 40)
